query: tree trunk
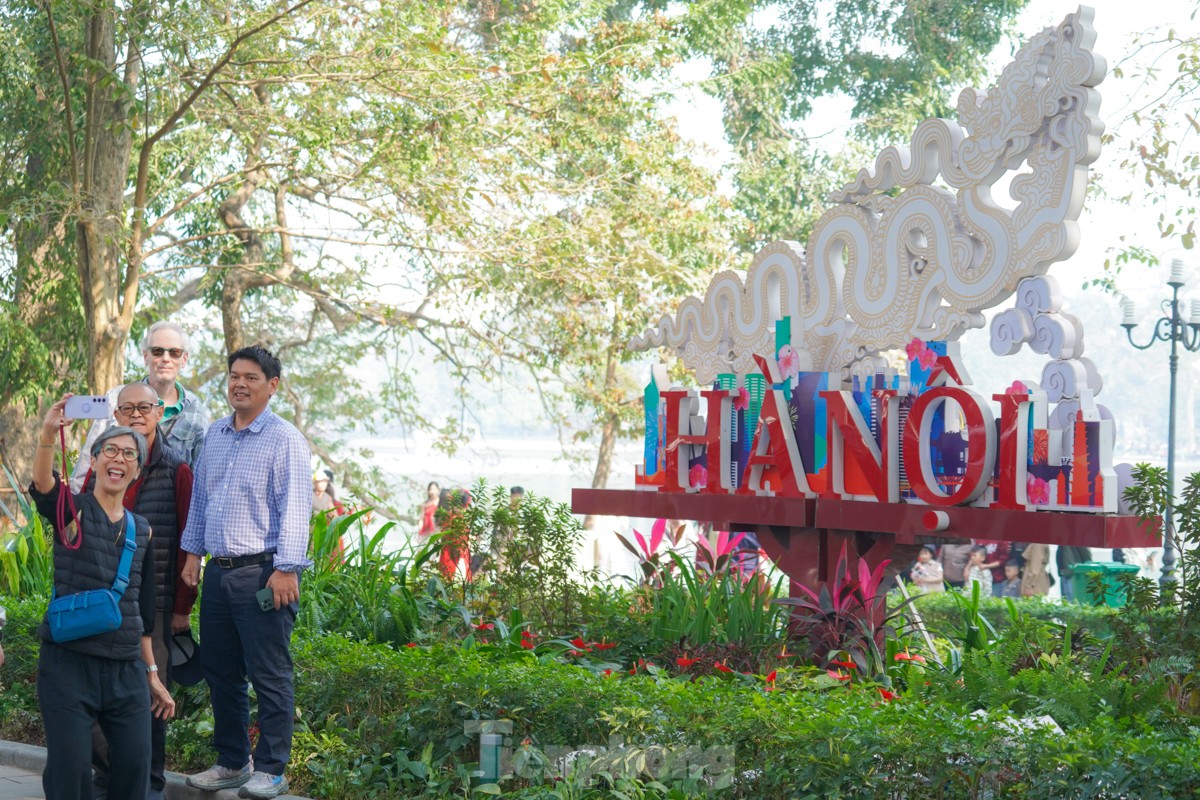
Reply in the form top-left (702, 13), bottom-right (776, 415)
top-left (218, 124), bottom-right (271, 353)
top-left (583, 324), bottom-right (622, 530)
top-left (76, 5), bottom-right (138, 393)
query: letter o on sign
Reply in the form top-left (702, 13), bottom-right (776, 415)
top-left (903, 386), bottom-right (996, 507)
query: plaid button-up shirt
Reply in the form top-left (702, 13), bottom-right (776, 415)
top-left (180, 407), bottom-right (313, 573)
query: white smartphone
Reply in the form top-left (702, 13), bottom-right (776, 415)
top-left (64, 395), bottom-right (112, 420)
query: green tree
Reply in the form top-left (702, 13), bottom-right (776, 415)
top-left (1097, 24), bottom-right (1200, 281)
top-left (1, 0), bottom-right (1032, 499)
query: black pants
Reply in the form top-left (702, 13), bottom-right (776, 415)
top-left (38, 642), bottom-right (150, 800)
top-left (200, 560), bottom-right (297, 776)
top-left (92, 610), bottom-right (171, 798)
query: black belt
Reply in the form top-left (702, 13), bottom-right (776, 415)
top-left (212, 552), bottom-right (274, 569)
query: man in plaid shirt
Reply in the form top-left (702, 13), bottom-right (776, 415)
top-left (72, 321), bottom-right (210, 488)
top-left (181, 345), bottom-right (312, 800)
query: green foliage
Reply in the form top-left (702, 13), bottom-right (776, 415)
top-left (0, 466), bottom-right (53, 596)
top-left (299, 509), bottom-right (437, 648)
top-left (660, 0), bottom-right (1030, 249)
top-left (1124, 463), bottom-right (1200, 649)
top-left (0, 594), bottom-right (47, 746)
top-left (447, 481), bottom-right (595, 636)
top-left (912, 589), bottom-right (1178, 641)
top-left (644, 552), bottom-right (787, 652)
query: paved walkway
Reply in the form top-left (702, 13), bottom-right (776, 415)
top-left (0, 742), bottom-right (310, 800)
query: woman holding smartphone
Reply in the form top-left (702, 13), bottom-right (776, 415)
top-left (30, 394), bottom-right (175, 800)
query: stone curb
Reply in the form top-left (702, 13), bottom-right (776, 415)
top-left (0, 740), bottom-right (312, 800)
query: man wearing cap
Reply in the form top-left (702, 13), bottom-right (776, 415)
top-left (85, 382), bottom-right (196, 800)
top-left (72, 321), bottom-right (211, 489)
top-left (181, 346), bottom-right (311, 800)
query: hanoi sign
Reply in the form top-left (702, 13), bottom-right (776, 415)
top-left (573, 7), bottom-right (1159, 563)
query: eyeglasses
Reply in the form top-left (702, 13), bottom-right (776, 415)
top-left (99, 443), bottom-right (139, 462)
top-left (148, 346), bottom-right (185, 359)
top-left (115, 401), bottom-right (163, 417)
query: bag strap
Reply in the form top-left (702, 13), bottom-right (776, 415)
top-left (55, 426), bottom-right (84, 551)
top-left (111, 511), bottom-right (137, 597)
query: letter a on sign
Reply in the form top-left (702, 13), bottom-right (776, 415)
top-left (739, 354), bottom-right (812, 497)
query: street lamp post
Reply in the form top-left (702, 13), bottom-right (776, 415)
top-left (1119, 258), bottom-right (1200, 587)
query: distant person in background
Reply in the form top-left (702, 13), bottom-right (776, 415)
top-left (312, 473), bottom-right (335, 513)
top-left (938, 543), bottom-right (974, 591)
top-left (509, 486), bottom-right (525, 507)
top-left (436, 488), bottom-right (472, 581)
top-left (963, 546), bottom-right (993, 596)
top-left (418, 482), bottom-right (440, 537)
top-left (909, 545), bottom-right (945, 594)
top-left (973, 538), bottom-right (1011, 597)
top-left (1057, 545), bottom-right (1092, 602)
top-left (997, 560), bottom-right (1023, 598)
top-left (1020, 543), bottom-right (1052, 597)
top-left (1120, 547), bottom-right (1158, 581)
top-left (320, 469), bottom-right (345, 513)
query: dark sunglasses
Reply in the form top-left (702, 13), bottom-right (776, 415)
top-left (149, 346), bottom-right (185, 359)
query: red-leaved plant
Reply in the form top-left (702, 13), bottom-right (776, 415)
top-left (615, 518), bottom-right (687, 586)
top-left (777, 542), bottom-right (916, 683)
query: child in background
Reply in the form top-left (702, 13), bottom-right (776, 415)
top-left (910, 545), bottom-right (945, 594)
top-left (963, 545), bottom-right (993, 596)
top-left (997, 559), bottom-right (1023, 598)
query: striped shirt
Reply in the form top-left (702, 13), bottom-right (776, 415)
top-left (180, 407), bottom-right (313, 572)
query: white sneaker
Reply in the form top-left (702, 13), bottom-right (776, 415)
top-left (239, 771), bottom-right (289, 799)
top-left (186, 762), bottom-right (252, 791)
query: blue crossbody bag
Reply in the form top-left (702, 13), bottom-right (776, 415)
top-left (47, 511), bottom-right (137, 643)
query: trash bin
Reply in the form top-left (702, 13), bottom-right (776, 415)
top-left (1070, 562), bottom-right (1141, 607)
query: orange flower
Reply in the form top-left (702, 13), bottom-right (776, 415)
top-left (593, 641), bottom-right (617, 651)
top-left (877, 688), bottom-right (899, 702)
top-left (826, 669), bottom-right (851, 681)
top-left (714, 662), bottom-right (734, 674)
top-left (828, 659), bottom-right (856, 670)
top-left (894, 652), bottom-right (927, 664)
top-left (676, 656), bottom-right (701, 668)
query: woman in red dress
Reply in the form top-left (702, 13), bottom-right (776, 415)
top-left (418, 481), bottom-right (439, 538)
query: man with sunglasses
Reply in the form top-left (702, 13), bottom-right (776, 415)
top-left (72, 321), bottom-right (211, 489)
top-left (82, 382), bottom-right (196, 800)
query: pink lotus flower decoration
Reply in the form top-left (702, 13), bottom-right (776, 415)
top-left (777, 345), bottom-right (801, 380)
top-left (905, 338), bottom-right (927, 362)
top-left (1006, 380), bottom-right (1029, 395)
top-left (689, 464), bottom-right (708, 489)
top-left (906, 338), bottom-right (938, 369)
top-left (734, 387), bottom-right (750, 411)
top-left (1027, 475), bottom-right (1050, 506)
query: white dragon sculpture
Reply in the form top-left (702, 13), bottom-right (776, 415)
top-left (630, 6), bottom-right (1106, 385)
